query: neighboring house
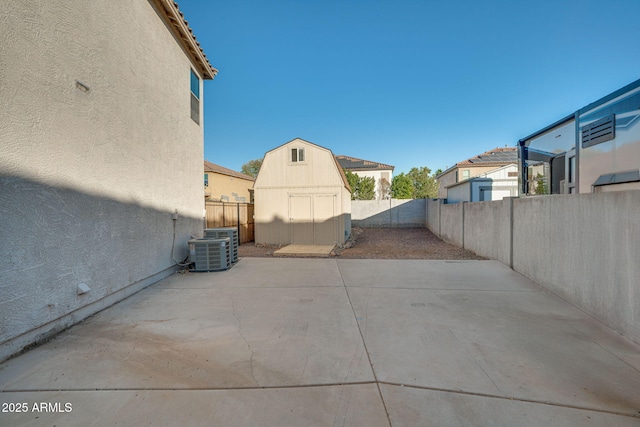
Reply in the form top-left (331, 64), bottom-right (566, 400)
top-left (204, 161), bottom-right (255, 203)
top-left (519, 78), bottom-right (640, 195)
top-left (436, 147), bottom-right (518, 199)
top-left (0, 0), bottom-right (216, 361)
top-left (254, 138), bottom-right (352, 245)
top-left (445, 164), bottom-right (519, 204)
top-left (335, 155), bottom-right (394, 199)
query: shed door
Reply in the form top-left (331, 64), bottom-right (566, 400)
top-left (313, 194), bottom-right (337, 245)
top-left (289, 195), bottom-right (312, 244)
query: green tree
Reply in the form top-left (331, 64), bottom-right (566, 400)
top-left (358, 176), bottom-right (376, 200)
top-left (345, 170), bottom-right (376, 200)
top-left (534, 173), bottom-right (548, 195)
top-left (391, 173), bottom-right (414, 199)
top-left (345, 170), bottom-right (359, 198)
top-left (406, 166), bottom-right (439, 199)
top-left (241, 158), bottom-right (262, 178)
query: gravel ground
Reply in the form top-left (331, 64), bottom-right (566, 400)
top-left (238, 227), bottom-right (485, 260)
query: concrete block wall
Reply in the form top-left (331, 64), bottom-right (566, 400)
top-left (463, 199), bottom-right (512, 266)
top-left (439, 203), bottom-right (464, 246)
top-left (425, 199), bottom-right (440, 235)
top-left (426, 191), bottom-right (640, 345)
top-left (512, 191), bottom-right (640, 344)
top-left (352, 199), bottom-right (425, 228)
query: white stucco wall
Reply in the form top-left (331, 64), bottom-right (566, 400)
top-left (0, 1), bottom-right (210, 361)
top-left (0, 0), bottom-right (204, 218)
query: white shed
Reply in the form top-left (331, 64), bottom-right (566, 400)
top-left (254, 138), bottom-right (352, 245)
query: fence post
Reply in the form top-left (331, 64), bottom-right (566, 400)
top-left (509, 197), bottom-right (514, 269)
top-left (461, 201), bottom-right (466, 249)
top-left (237, 203), bottom-right (241, 243)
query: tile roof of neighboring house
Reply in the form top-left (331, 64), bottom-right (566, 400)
top-left (152, 0), bottom-right (218, 79)
top-left (437, 147), bottom-right (517, 177)
top-left (204, 161), bottom-right (255, 181)
top-left (335, 155), bottom-right (395, 171)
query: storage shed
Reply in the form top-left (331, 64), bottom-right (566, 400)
top-left (254, 138), bottom-right (352, 245)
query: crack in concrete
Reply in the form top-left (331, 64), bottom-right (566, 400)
top-left (229, 295), bottom-right (258, 387)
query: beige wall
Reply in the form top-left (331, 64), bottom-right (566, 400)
top-left (254, 140), bottom-right (350, 244)
top-left (206, 173), bottom-right (254, 202)
top-left (0, 0), bottom-right (204, 218)
top-left (0, 0), bottom-right (209, 361)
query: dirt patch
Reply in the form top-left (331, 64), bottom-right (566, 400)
top-left (238, 227), bottom-right (485, 260)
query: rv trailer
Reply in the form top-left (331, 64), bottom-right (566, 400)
top-left (519, 78), bottom-right (640, 195)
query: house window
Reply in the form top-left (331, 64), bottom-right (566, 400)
top-left (462, 170), bottom-right (470, 180)
top-left (568, 156), bottom-right (575, 183)
top-left (190, 69), bottom-right (200, 124)
top-left (204, 173), bottom-right (209, 187)
top-left (291, 148), bottom-right (305, 163)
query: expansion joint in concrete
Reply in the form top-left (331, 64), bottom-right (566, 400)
top-left (336, 261), bottom-right (393, 427)
top-left (378, 381), bottom-right (640, 419)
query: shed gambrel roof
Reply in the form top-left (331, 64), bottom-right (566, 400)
top-left (204, 161), bottom-right (255, 181)
top-left (335, 155), bottom-right (395, 171)
top-left (437, 147), bottom-right (517, 178)
top-left (257, 138), bottom-right (351, 192)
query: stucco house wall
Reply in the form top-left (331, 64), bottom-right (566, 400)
top-left (0, 0), bottom-right (216, 361)
top-left (446, 165), bottom-right (518, 203)
top-left (204, 162), bottom-right (254, 202)
top-left (254, 139), bottom-right (351, 245)
top-left (437, 165), bottom-right (503, 199)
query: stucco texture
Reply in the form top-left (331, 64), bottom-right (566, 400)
top-left (0, 1), bottom-right (209, 360)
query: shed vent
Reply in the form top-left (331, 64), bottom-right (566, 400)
top-left (582, 114), bottom-right (615, 148)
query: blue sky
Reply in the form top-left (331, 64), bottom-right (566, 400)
top-left (178, 0), bottom-right (640, 175)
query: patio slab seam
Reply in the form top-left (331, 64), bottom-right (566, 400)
top-left (378, 382), bottom-right (640, 419)
top-left (336, 260), bottom-right (393, 427)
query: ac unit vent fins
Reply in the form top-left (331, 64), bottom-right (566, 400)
top-left (188, 238), bottom-right (231, 272)
top-left (204, 227), bottom-right (239, 264)
top-left (582, 114), bottom-right (615, 148)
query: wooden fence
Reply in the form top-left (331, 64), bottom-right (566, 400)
top-left (204, 202), bottom-right (254, 243)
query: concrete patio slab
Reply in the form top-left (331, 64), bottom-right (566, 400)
top-left (347, 285), bottom-right (640, 416)
top-left (273, 244), bottom-right (335, 257)
top-left (381, 384), bottom-right (640, 427)
top-left (156, 257), bottom-right (344, 289)
top-left (337, 259), bottom-right (539, 290)
top-left (1, 258), bottom-right (639, 426)
top-left (0, 385), bottom-right (390, 427)
top-left (0, 286), bottom-right (371, 390)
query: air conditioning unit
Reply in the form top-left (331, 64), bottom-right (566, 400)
top-left (204, 227), bottom-right (239, 264)
top-left (188, 238), bottom-right (231, 272)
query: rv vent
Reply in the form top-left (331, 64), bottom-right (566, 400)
top-left (582, 114), bottom-right (615, 148)
top-left (188, 238), bottom-right (231, 272)
top-left (204, 227), bottom-right (239, 263)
